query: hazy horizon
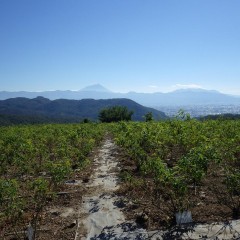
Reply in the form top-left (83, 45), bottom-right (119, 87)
top-left (1, 1), bottom-right (240, 95)
top-left (1, 83), bottom-right (240, 97)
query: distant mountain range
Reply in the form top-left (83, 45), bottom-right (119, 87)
top-left (1, 84), bottom-right (239, 106)
top-left (0, 97), bottom-right (167, 125)
top-left (80, 84), bottom-right (111, 92)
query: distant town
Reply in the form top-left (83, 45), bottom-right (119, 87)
top-left (156, 104), bottom-right (240, 118)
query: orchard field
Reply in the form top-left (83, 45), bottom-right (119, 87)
top-left (0, 123), bottom-right (105, 238)
top-left (113, 117), bottom-right (240, 229)
top-left (1, 117), bottom-right (240, 238)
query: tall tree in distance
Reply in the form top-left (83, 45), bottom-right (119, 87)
top-left (98, 106), bottom-right (133, 123)
top-left (144, 112), bottom-right (153, 122)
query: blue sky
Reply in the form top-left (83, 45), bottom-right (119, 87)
top-left (0, 0), bottom-right (240, 94)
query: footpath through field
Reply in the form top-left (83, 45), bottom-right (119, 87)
top-left (75, 136), bottom-right (240, 240)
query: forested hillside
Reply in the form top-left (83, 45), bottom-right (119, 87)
top-left (0, 97), bottom-right (167, 125)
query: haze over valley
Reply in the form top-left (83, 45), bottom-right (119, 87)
top-left (1, 84), bottom-right (240, 117)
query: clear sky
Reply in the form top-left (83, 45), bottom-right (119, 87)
top-left (0, 0), bottom-right (240, 94)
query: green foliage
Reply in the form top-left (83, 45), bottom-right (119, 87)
top-left (0, 179), bottom-right (24, 221)
top-left (47, 160), bottom-right (72, 186)
top-left (99, 106), bottom-right (133, 123)
top-left (82, 118), bottom-right (91, 123)
top-left (141, 157), bottom-right (189, 211)
top-left (144, 112), bottom-right (153, 122)
top-left (224, 170), bottom-right (240, 196)
top-left (175, 109), bottom-right (191, 121)
top-left (30, 177), bottom-right (49, 202)
top-left (112, 119), bottom-right (240, 216)
top-left (0, 123), bottom-right (105, 234)
top-left (177, 145), bottom-right (217, 185)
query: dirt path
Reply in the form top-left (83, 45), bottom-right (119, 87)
top-left (74, 136), bottom-right (149, 239)
top-left (73, 136), bottom-right (240, 240)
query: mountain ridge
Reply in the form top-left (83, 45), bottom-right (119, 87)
top-left (1, 85), bottom-right (240, 106)
top-left (0, 97), bottom-right (167, 125)
top-left (80, 84), bottom-right (111, 92)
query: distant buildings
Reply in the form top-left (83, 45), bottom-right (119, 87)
top-left (156, 105), bottom-right (240, 118)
